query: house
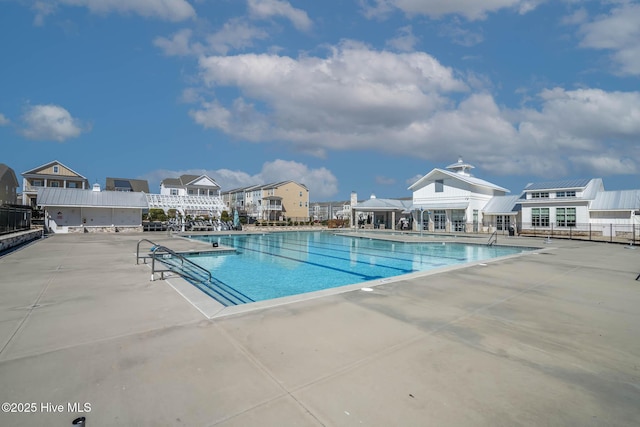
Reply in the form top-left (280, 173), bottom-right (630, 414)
top-left (408, 158), bottom-right (510, 232)
top-left (105, 177), bottom-right (149, 193)
top-left (223, 181), bottom-right (310, 222)
top-left (262, 181), bottom-right (309, 221)
top-left (37, 185), bottom-right (147, 233)
top-left (160, 175), bottom-right (220, 197)
top-left (222, 186), bottom-right (255, 214)
top-left (21, 160), bottom-right (89, 207)
top-left (519, 178), bottom-right (603, 232)
top-left (0, 163), bottom-right (19, 206)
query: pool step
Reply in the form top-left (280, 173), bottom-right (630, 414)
top-left (157, 257), bottom-right (253, 306)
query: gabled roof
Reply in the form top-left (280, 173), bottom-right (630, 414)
top-left (162, 174), bottom-right (220, 188)
top-left (408, 168), bottom-right (509, 193)
top-left (590, 190), bottom-right (640, 211)
top-left (185, 175), bottom-right (220, 188)
top-left (521, 178), bottom-right (603, 201)
top-left (262, 180), bottom-right (309, 190)
top-left (105, 178), bottom-right (150, 193)
top-left (482, 195), bottom-right (522, 214)
top-left (37, 187), bottom-right (148, 208)
top-left (0, 163), bottom-right (19, 187)
top-left (22, 160), bottom-right (87, 179)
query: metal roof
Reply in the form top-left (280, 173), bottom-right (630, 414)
top-left (37, 188), bottom-right (148, 208)
top-left (590, 190), bottom-right (640, 211)
top-left (353, 198), bottom-right (412, 211)
top-left (482, 195), bottom-right (522, 214)
top-left (408, 168), bottom-right (509, 193)
top-left (524, 178), bottom-right (592, 191)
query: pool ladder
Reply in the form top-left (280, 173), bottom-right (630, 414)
top-left (136, 239), bottom-right (253, 306)
top-left (487, 231), bottom-right (498, 246)
top-left (137, 239), bottom-right (212, 282)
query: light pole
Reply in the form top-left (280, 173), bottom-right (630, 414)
top-left (420, 207), bottom-right (424, 238)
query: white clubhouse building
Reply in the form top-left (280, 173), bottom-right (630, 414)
top-left (353, 158), bottom-right (640, 239)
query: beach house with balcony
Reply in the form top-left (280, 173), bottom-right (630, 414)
top-left (21, 160), bottom-right (89, 207)
top-left (160, 174), bottom-right (220, 197)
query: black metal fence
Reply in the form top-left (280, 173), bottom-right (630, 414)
top-left (508, 222), bottom-right (639, 244)
top-left (0, 205), bottom-right (33, 235)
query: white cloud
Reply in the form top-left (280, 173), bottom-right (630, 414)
top-left (142, 160), bottom-right (339, 199)
top-left (21, 104), bottom-right (87, 142)
top-left (205, 18), bottom-right (270, 55)
top-left (361, 0), bottom-right (544, 21)
top-left (0, 113), bottom-right (10, 126)
top-left (386, 25), bottom-right (419, 52)
top-left (438, 20), bottom-right (484, 47)
top-left (154, 29), bottom-right (201, 56)
top-left (193, 41), bottom-right (467, 155)
top-left (32, 1), bottom-right (57, 26)
top-left (57, 0), bottom-right (196, 22)
top-left (154, 20), bottom-right (269, 57)
top-left (577, 2), bottom-right (640, 75)
top-left (248, 0), bottom-right (312, 31)
top-left (188, 42), bottom-right (640, 179)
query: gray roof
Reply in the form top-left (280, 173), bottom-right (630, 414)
top-left (409, 168), bottom-right (509, 193)
top-left (524, 178), bottom-right (592, 191)
top-left (590, 190), bottom-right (640, 211)
top-left (482, 195), bottom-right (522, 214)
top-left (37, 188), bottom-right (148, 208)
top-left (105, 177), bottom-right (149, 193)
top-left (354, 198), bottom-right (412, 211)
top-left (0, 163), bottom-right (19, 187)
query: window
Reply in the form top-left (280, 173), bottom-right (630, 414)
top-left (50, 181), bottom-right (60, 187)
top-left (188, 189), bottom-right (194, 195)
top-left (531, 192), bottom-right (549, 199)
top-left (299, 201), bottom-right (302, 207)
top-left (299, 191), bottom-right (302, 197)
top-left (435, 179), bottom-right (444, 193)
top-left (32, 180), bottom-right (43, 187)
top-left (170, 189), bottom-right (178, 196)
top-left (556, 191), bottom-right (576, 198)
top-left (532, 208), bottom-right (550, 227)
top-left (53, 165), bottom-right (59, 173)
top-left (68, 182), bottom-right (77, 188)
top-left (556, 208), bottom-right (576, 227)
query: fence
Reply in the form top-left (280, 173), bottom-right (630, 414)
top-left (0, 205), bottom-right (33, 235)
top-left (515, 222), bottom-right (639, 244)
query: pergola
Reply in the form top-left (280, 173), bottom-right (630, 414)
top-left (145, 194), bottom-right (227, 218)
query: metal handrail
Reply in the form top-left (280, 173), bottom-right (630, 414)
top-left (487, 230), bottom-right (498, 246)
top-left (136, 239), bottom-right (212, 283)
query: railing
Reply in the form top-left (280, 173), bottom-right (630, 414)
top-left (0, 205), bottom-right (32, 235)
top-left (487, 230), bottom-right (497, 246)
top-left (518, 222), bottom-right (639, 244)
top-left (136, 239), bottom-right (211, 283)
top-left (135, 238), bottom-right (253, 306)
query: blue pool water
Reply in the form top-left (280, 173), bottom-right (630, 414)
top-left (184, 231), bottom-right (530, 305)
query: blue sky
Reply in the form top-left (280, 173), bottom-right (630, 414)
top-left (1, 0), bottom-right (639, 201)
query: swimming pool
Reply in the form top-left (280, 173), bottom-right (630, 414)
top-left (181, 231), bottom-right (531, 306)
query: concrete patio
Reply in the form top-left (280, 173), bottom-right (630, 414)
top-left (0, 232), bottom-right (639, 426)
